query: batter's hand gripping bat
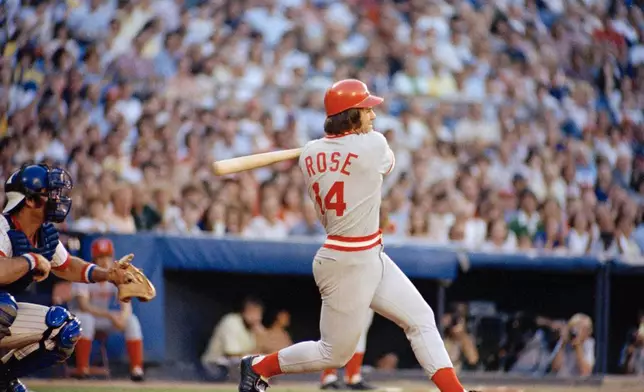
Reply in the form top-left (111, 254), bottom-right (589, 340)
top-left (212, 148), bottom-right (303, 176)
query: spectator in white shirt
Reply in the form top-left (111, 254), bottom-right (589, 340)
top-left (243, 196), bottom-right (288, 240)
top-left (616, 212), bottom-right (644, 264)
top-left (480, 218), bottom-right (518, 253)
top-left (73, 197), bottom-right (109, 233)
top-left (201, 297), bottom-right (265, 381)
top-left (104, 184), bottom-right (137, 234)
top-left (567, 211), bottom-right (592, 255)
top-left (551, 313), bottom-right (595, 377)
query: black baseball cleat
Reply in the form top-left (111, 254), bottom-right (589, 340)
top-left (347, 381), bottom-right (376, 390)
top-left (130, 373), bottom-right (145, 382)
top-left (321, 380), bottom-right (345, 390)
top-left (239, 356), bottom-right (270, 392)
top-left (130, 366), bottom-right (145, 382)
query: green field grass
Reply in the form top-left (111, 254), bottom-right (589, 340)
top-left (21, 379), bottom-right (644, 392)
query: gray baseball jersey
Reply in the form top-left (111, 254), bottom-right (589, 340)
top-left (299, 131), bottom-right (395, 247)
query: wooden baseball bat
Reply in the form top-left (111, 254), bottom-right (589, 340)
top-left (212, 148), bottom-right (303, 176)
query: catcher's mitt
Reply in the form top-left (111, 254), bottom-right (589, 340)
top-left (107, 254), bottom-right (157, 303)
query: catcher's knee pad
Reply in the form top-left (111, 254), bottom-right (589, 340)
top-left (0, 292), bottom-right (18, 338)
top-left (45, 306), bottom-right (81, 353)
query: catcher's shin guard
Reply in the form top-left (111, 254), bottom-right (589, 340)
top-left (1, 306), bottom-right (81, 379)
top-left (0, 292), bottom-right (18, 340)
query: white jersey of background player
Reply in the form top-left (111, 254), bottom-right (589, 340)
top-left (239, 80), bottom-right (476, 392)
top-left (69, 238), bottom-right (145, 381)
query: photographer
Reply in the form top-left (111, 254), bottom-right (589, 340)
top-left (550, 313), bottom-right (595, 377)
top-left (618, 311), bottom-right (644, 374)
top-left (441, 308), bottom-right (479, 372)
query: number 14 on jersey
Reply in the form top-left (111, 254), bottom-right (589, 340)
top-left (312, 181), bottom-right (347, 216)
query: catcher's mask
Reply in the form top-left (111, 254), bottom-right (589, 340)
top-left (3, 164), bottom-right (73, 223)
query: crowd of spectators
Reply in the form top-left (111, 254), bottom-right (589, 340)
top-left (1, 0), bottom-right (643, 261)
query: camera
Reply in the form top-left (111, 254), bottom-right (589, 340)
top-left (570, 328), bottom-right (578, 340)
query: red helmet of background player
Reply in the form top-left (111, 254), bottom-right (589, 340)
top-left (324, 79), bottom-right (384, 117)
top-left (91, 238), bottom-right (114, 259)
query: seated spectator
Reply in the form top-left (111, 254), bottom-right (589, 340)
top-left (441, 312), bottom-right (479, 373)
top-left (201, 297), bottom-right (265, 381)
top-left (550, 313), bottom-right (595, 377)
top-left (280, 187), bottom-right (303, 230)
top-left (616, 211), bottom-right (644, 264)
top-left (376, 353), bottom-right (399, 372)
top-left (508, 190), bottom-right (541, 239)
top-left (533, 216), bottom-right (566, 251)
top-left (567, 211), bottom-right (592, 255)
top-left (203, 201), bottom-right (227, 236)
top-left (408, 206), bottom-right (430, 238)
top-left (70, 238), bottom-right (145, 381)
top-left (289, 201), bottom-right (325, 237)
top-left (131, 184), bottom-right (161, 231)
top-left (448, 216), bottom-right (468, 246)
top-left (256, 309), bottom-right (293, 354)
top-left (243, 196), bottom-right (288, 239)
top-left (590, 205), bottom-right (619, 256)
top-left (618, 311), bottom-right (644, 375)
top-left (225, 205), bottom-right (246, 235)
top-left (72, 197), bottom-right (108, 233)
top-left (480, 219), bottom-right (517, 253)
top-left (104, 183), bottom-right (137, 233)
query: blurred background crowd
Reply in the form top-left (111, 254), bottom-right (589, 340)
top-left (1, 0), bottom-right (643, 261)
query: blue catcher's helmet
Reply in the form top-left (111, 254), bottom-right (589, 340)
top-left (3, 164), bottom-right (73, 223)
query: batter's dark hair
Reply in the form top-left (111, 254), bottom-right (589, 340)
top-left (324, 108), bottom-right (363, 135)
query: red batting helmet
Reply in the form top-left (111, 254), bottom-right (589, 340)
top-left (91, 238), bottom-right (114, 259)
top-left (324, 79), bottom-right (384, 117)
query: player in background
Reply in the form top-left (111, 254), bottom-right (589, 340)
top-left (320, 308), bottom-right (375, 390)
top-left (239, 80), bottom-right (477, 392)
top-left (70, 238), bottom-right (145, 381)
top-left (0, 164), bottom-right (132, 392)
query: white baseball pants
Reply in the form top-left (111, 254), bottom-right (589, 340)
top-left (0, 303), bottom-right (60, 362)
top-left (76, 312), bottom-right (143, 340)
top-left (277, 246), bottom-right (453, 377)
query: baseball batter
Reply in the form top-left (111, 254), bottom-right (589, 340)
top-left (239, 80), bottom-right (476, 392)
top-left (0, 164), bottom-right (142, 392)
top-left (70, 238), bottom-right (145, 381)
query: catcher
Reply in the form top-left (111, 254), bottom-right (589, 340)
top-left (0, 164), bottom-right (155, 392)
top-left (70, 238), bottom-right (146, 381)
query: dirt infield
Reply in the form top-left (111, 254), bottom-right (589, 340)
top-left (20, 378), bottom-right (644, 392)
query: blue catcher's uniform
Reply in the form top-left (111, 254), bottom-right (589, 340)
top-left (0, 165), bottom-right (80, 391)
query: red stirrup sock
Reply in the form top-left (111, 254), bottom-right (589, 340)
top-left (431, 367), bottom-right (466, 392)
top-left (74, 338), bottom-right (92, 375)
top-left (126, 339), bottom-right (144, 373)
top-left (321, 368), bottom-right (338, 383)
top-left (344, 353), bottom-right (365, 384)
top-left (252, 353), bottom-right (283, 378)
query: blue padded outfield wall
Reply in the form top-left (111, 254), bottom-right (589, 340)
top-left (71, 233), bottom-right (643, 374)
